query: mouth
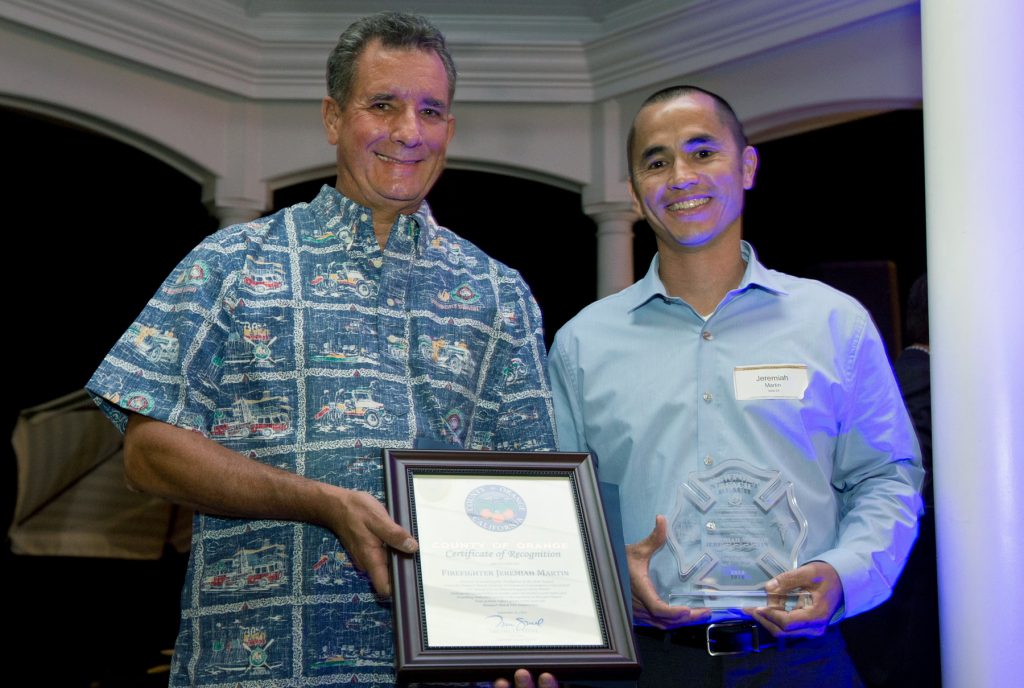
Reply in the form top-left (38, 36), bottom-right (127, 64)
top-left (666, 197), bottom-right (711, 211)
top-left (375, 152), bottom-right (419, 165)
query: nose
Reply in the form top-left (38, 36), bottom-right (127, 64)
top-left (391, 107), bottom-right (423, 148)
top-left (669, 159), bottom-right (699, 189)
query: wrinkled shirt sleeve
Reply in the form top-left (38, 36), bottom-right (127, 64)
top-left (86, 240), bottom-right (233, 436)
top-left (548, 330), bottom-right (587, 453)
top-left (810, 315), bottom-right (924, 618)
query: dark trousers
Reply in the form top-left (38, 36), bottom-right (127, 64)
top-left (841, 509), bottom-right (941, 687)
top-left (634, 626), bottom-right (864, 688)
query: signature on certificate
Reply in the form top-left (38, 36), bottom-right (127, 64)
top-left (486, 614), bottom-right (545, 631)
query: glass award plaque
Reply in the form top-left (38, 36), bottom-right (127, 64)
top-left (665, 459), bottom-right (811, 611)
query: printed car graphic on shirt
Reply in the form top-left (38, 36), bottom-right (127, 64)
top-left (309, 341), bottom-right (380, 366)
top-left (210, 394), bottom-right (292, 440)
top-left (417, 334), bottom-right (475, 376)
top-left (201, 540), bottom-right (288, 593)
top-left (309, 261), bottom-right (378, 299)
top-left (240, 256), bottom-right (288, 296)
top-left (312, 386), bottom-right (393, 432)
top-left (126, 323), bottom-right (180, 364)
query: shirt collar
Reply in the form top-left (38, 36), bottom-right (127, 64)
top-left (628, 240), bottom-right (788, 313)
top-left (311, 185), bottom-right (428, 249)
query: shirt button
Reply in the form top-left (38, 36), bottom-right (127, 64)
top-left (703, 391), bottom-right (713, 403)
top-left (704, 455), bottom-right (714, 466)
top-left (702, 331), bottom-right (714, 341)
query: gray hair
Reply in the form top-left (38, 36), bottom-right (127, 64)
top-left (326, 11), bottom-right (457, 106)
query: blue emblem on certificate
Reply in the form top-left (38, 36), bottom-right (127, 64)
top-left (465, 484), bottom-right (527, 532)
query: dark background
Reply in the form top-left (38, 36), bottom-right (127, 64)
top-left (3, 105), bottom-right (926, 686)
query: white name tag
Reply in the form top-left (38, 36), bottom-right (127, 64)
top-left (733, 364), bottom-right (809, 400)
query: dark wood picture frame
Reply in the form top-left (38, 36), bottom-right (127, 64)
top-left (383, 449), bottom-right (640, 684)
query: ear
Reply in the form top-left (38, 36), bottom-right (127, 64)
top-left (627, 178), bottom-right (644, 218)
top-left (322, 97), bottom-right (341, 145)
top-left (445, 114), bottom-right (456, 147)
top-left (742, 145), bottom-right (759, 190)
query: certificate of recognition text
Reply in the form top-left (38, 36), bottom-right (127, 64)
top-left (412, 474), bottom-right (605, 648)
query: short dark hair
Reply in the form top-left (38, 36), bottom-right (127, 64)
top-left (326, 12), bottom-right (457, 106)
top-left (905, 273), bottom-right (929, 346)
top-left (627, 85), bottom-right (749, 174)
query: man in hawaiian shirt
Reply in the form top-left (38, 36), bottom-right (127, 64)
top-left (88, 12), bottom-right (557, 688)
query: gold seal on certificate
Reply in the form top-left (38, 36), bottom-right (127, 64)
top-left (665, 459), bottom-right (812, 610)
top-left (383, 450), bottom-right (640, 683)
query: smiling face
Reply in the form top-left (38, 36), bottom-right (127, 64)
top-left (322, 40), bottom-right (455, 227)
top-left (628, 92), bottom-right (758, 254)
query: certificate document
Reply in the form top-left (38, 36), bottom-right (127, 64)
top-left (412, 474), bottom-right (605, 647)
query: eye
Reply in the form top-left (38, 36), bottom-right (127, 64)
top-left (693, 148), bottom-right (716, 160)
top-left (645, 159), bottom-right (667, 171)
top-left (371, 102), bottom-right (392, 111)
top-left (420, 107), bottom-right (442, 118)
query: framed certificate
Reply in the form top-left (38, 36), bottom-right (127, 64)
top-left (383, 449), bottom-right (640, 683)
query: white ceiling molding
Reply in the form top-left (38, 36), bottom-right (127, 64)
top-left (0, 0), bottom-right (917, 102)
top-left (587, 0), bottom-right (918, 99)
top-left (744, 98), bottom-right (920, 143)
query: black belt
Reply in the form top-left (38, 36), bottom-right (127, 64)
top-left (635, 621), bottom-right (775, 656)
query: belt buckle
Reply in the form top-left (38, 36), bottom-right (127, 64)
top-left (705, 621), bottom-right (760, 657)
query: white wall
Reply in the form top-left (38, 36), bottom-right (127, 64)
top-left (0, 4), bottom-right (923, 216)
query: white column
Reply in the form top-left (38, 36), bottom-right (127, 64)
top-left (921, 4), bottom-right (1024, 688)
top-left (202, 175), bottom-right (267, 229)
top-left (208, 203), bottom-right (265, 229)
top-left (583, 98), bottom-right (638, 300)
top-left (586, 203), bottom-right (638, 298)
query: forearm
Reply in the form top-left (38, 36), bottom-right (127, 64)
top-left (123, 412), bottom-right (418, 595)
top-left (123, 413), bottom-right (339, 528)
top-left (814, 470), bottom-right (922, 617)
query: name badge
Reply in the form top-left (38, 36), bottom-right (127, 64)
top-left (733, 364), bottom-right (808, 400)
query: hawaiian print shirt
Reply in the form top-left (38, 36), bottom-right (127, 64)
top-left (86, 185), bottom-right (557, 686)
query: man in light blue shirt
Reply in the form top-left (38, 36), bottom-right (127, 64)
top-left (548, 86), bottom-right (923, 686)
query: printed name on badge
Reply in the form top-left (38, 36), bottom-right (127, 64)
top-left (733, 364), bottom-right (809, 400)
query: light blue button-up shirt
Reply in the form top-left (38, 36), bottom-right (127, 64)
top-left (549, 242), bottom-right (922, 620)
